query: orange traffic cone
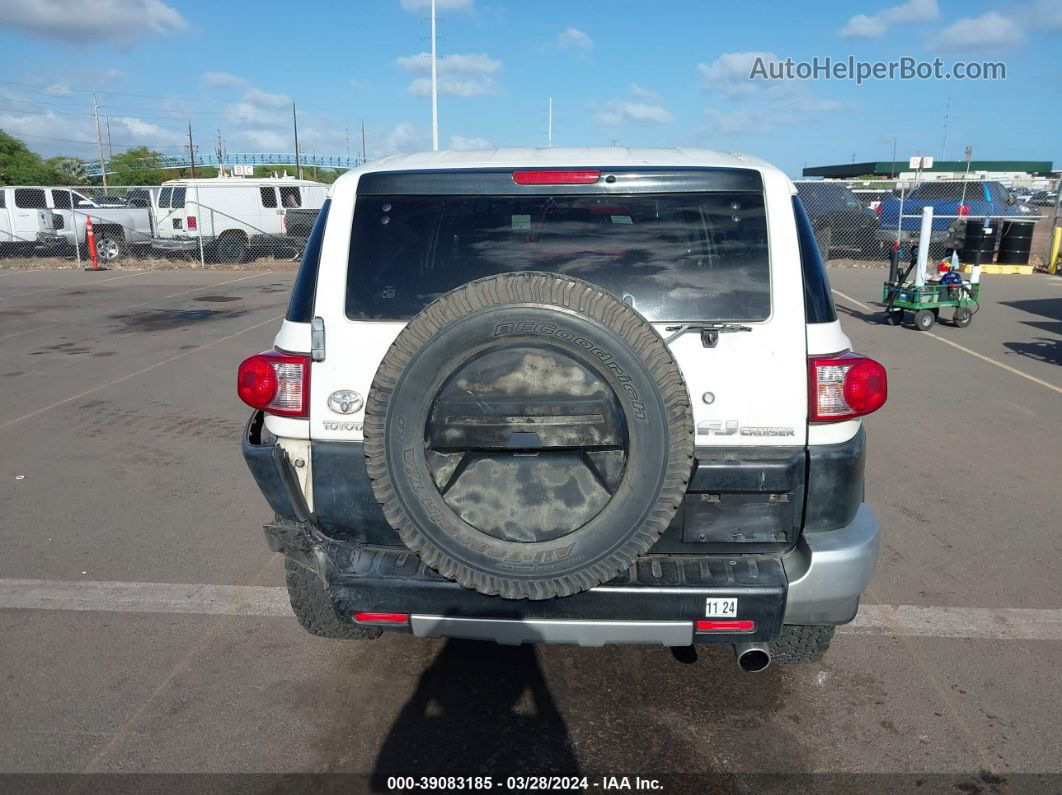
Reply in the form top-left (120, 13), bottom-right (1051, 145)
top-left (84, 217), bottom-right (101, 271)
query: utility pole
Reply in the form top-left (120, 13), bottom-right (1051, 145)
top-left (105, 115), bottom-right (113, 160)
top-left (92, 93), bottom-right (107, 190)
top-left (187, 122), bottom-right (196, 178)
top-left (547, 97), bottom-right (552, 147)
top-left (216, 129), bottom-right (225, 176)
top-left (292, 102), bottom-right (303, 179)
top-left (941, 96), bottom-right (950, 161)
top-left (890, 136), bottom-right (897, 179)
top-left (361, 120), bottom-right (366, 162)
top-left (430, 0), bottom-right (439, 151)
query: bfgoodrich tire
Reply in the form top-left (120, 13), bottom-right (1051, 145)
top-left (285, 560), bottom-right (381, 640)
top-left (768, 624), bottom-right (835, 663)
top-left (364, 272), bottom-right (695, 600)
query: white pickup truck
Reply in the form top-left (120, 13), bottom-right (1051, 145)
top-left (0, 187), bottom-right (63, 255)
top-left (46, 188), bottom-right (153, 264)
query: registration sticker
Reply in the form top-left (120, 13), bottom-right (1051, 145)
top-left (705, 597), bottom-right (738, 618)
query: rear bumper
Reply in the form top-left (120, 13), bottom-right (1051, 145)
top-left (242, 412), bottom-right (880, 645)
top-left (151, 237), bottom-right (199, 251)
top-left (35, 232), bottom-right (64, 246)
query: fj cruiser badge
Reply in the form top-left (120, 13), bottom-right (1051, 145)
top-left (327, 390), bottom-right (363, 415)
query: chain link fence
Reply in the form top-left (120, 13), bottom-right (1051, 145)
top-left (0, 180), bottom-right (328, 268)
top-left (796, 176), bottom-right (1061, 271)
top-left (4, 176), bottom-right (1061, 272)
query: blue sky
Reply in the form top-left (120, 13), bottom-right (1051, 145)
top-left (0, 0), bottom-right (1058, 176)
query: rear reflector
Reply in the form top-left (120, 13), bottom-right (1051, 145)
top-left (809, 352), bottom-right (887, 422)
top-left (695, 619), bottom-right (755, 633)
top-left (513, 170), bottom-right (600, 185)
top-left (186, 215), bottom-right (197, 230)
top-left (354, 612), bottom-right (409, 625)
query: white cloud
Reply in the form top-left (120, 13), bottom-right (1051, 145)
top-left (840, 0), bottom-right (938, 37)
top-left (383, 122), bottom-right (431, 154)
top-left (627, 83), bottom-right (659, 101)
top-left (930, 11), bottom-right (1022, 51)
top-left (698, 51), bottom-right (779, 98)
top-left (0, 0), bottom-right (187, 44)
top-left (556, 27), bottom-right (593, 52)
top-left (399, 0), bottom-right (472, 11)
top-left (398, 52), bottom-right (502, 97)
top-left (839, 14), bottom-right (887, 37)
top-left (449, 135), bottom-right (492, 150)
top-left (244, 87), bottom-right (290, 107)
top-left (45, 82), bottom-right (71, 96)
top-left (115, 116), bottom-right (177, 140)
top-left (595, 101), bottom-right (673, 126)
top-left (202, 72), bottom-right (246, 87)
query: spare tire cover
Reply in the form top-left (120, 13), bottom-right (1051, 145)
top-left (364, 272), bottom-right (694, 600)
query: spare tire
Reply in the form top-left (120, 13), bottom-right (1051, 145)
top-left (364, 272), bottom-right (694, 600)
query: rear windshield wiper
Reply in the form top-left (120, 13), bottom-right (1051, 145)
top-left (663, 323), bottom-right (752, 347)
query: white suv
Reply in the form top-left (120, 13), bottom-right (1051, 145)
top-left (238, 148), bottom-right (886, 671)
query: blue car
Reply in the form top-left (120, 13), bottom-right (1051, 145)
top-left (875, 180), bottom-right (1025, 248)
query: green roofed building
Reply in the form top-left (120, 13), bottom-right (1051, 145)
top-left (802, 160), bottom-right (1054, 179)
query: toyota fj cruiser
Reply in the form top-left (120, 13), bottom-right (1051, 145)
top-left (238, 148), bottom-right (886, 671)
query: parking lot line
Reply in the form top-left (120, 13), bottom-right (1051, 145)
top-left (831, 288), bottom-right (1062, 396)
top-left (1, 578), bottom-right (1060, 641)
top-left (0, 313), bottom-right (284, 431)
top-left (0, 269), bottom-right (148, 302)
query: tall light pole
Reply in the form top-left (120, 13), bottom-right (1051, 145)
top-left (431, 0), bottom-right (439, 151)
top-left (92, 93), bottom-right (107, 190)
top-left (547, 97), bottom-right (552, 147)
top-left (292, 102), bottom-right (303, 179)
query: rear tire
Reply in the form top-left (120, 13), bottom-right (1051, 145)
top-left (93, 228), bottom-right (126, 264)
top-left (215, 232), bottom-right (247, 264)
top-left (769, 624), bottom-right (834, 664)
top-left (953, 306), bottom-right (972, 328)
top-left (284, 560), bottom-right (381, 640)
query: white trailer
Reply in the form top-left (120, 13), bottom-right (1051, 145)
top-left (151, 176), bottom-right (328, 262)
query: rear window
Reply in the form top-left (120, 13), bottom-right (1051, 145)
top-left (0, 191), bottom-right (5, 209)
top-left (346, 186), bottom-right (769, 322)
top-left (51, 190), bottom-right (72, 209)
top-left (260, 187), bottom-right (277, 208)
top-left (156, 187), bottom-right (186, 209)
top-left (793, 197), bottom-right (837, 324)
top-left (157, 187), bottom-right (172, 208)
top-left (286, 199), bottom-right (330, 323)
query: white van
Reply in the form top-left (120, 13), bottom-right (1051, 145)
top-left (151, 176), bottom-right (328, 262)
top-left (0, 187), bottom-right (63, 255)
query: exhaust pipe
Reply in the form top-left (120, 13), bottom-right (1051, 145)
top-left (734, 642), bottom-right (771, 672)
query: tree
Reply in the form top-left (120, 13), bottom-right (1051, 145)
top-left (44, 156), bottom-right (88, 185)
top-left (0, 129), bottom-right (53, 185)
top-left (105, 147), bottom-right (168, 185)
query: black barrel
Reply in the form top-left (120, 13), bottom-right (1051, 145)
top-left (960, 218), bottom-right (998, 264)
top-left (997, 221), bottom-right (1035, 265)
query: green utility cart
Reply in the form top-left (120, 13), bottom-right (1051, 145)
top-left (881, 280), bottom-right (981, 331)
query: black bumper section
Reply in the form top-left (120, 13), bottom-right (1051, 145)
top-left (241, 412), bottom-right (866, 644)
top-left (269, 523), bottom-right (786, 644)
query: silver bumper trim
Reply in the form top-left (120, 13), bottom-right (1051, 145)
top-left (782, 503), bottom-right (880, 625)
top-left (410, 616), bottom-right (693, 647)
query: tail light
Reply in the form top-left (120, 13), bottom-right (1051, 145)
top-left (513, 170), bottom-right (600, 185)
top-left (237, 350), bottom-right (310, 417)
top-left (809, 353), bottom-right (887, 422)
top-left (875, 204), bottom-right (883, 218)
top-left (187, 215), bottom-right (197, 229)
top-left (958, 204), bottom-right (970, 217)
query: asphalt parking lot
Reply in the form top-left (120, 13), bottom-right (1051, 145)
top-left (0, 265), bottom-right (1059, 791)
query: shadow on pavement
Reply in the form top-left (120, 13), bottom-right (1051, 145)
top-left (1000, 298), bottom-right (1062, 323)
top-left (371, 639), bottom-right (580, 784)
top-left (1003, 337), bottom-right (1062, 367)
